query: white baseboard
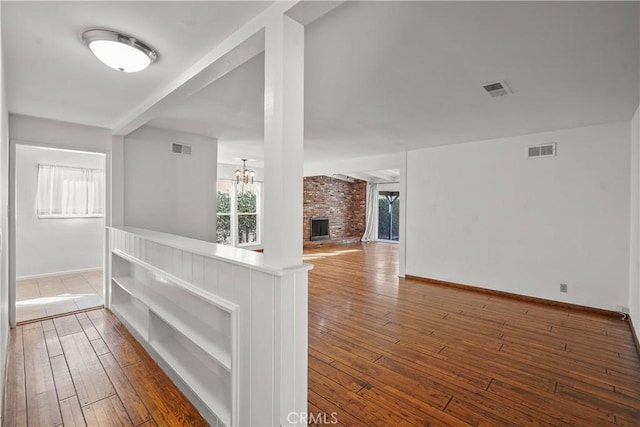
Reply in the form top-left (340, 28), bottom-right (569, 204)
top-left (17, 267), bottom-right (102, 281)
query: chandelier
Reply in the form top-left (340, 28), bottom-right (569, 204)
top-left (235, 159), bottom-right (255, 185)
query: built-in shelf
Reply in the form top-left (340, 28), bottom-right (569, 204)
top-left (111, 280), bottom-right (148, 338)
top-left (112, 275), bottom-right (137, 296)
top-left (149, 312), bottom-right (232, 426)
top-left (108, 226), bottom-right (311, 426)
top-left (109, 248), bottom-right (237, 426)
top-left (111, 254), bottom-right (232, 370)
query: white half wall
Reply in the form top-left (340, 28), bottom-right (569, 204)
top-left (406, 121), bottom-right (631, 311)
top-left (15, 145), bottom-right (105, 278)
top-left (123, 126), bottom-right (217, 242)
top-left (630, 106), bottom-right (640, 337)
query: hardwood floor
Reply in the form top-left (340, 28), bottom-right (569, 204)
top-left (3, 308), bottom-right (207, 427)
top-left (306, 243), bottom-right (640, 426)
top-left (5, 243), bottom-right (640, 426)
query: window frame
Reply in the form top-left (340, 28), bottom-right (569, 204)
top-left (216, 179), bottom-right (262, 247)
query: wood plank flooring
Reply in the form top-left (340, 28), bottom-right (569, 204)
top-left (3, 308), bottom-right (207, 427)
top-left (5, 243), bottom-right (640, 426)
top-left (305, 243), bottom-right (640, 426)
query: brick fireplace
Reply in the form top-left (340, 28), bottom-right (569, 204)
top-left (303, 176), bottom-right (366, 248)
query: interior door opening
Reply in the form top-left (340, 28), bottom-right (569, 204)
top-left (14, 145), bottom-right (106, 323)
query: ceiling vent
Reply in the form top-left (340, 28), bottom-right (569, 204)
top-left (528, 143), bottom-right (556, 159)
top-left (171, 143), bottom-right (192, 155)
top-left (483, 80), bottom-right (512, 97)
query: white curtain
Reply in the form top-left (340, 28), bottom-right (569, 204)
top-left (361, 182), bottom-right (378, 242)
top-left (37, 165), bottom-right (104, 217)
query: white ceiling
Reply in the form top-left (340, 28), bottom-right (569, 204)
top-left (1, 1), bottom-right (273, 129)
top-left (303, 1), bottom-right (639, 161)
top-left (3, 1), bottom-right (639, 168)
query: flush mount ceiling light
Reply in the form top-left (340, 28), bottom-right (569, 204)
top-left (82, 29), bottom-right (158, 73)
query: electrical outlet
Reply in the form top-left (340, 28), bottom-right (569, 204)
top-left (560, 283), bottom-right (568, 293)
top-left (616, 305), bottom-right (630, 314)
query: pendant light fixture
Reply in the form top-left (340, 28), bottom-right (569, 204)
top-left (235, 159), bottom-right (255, 186)
top-left (82, 29), bottom-right (158, 73)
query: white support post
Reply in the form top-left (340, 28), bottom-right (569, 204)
top-left (399, 151), bottom-right (408, 277)
top-left (263, 14), bottom-right (305, 269)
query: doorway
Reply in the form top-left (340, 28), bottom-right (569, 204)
top-left (14, 145), bottom-right (106, 323)
top-left (378, 190), bottom-right (399, 242)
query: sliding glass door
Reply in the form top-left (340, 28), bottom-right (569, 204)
top-left (377, 191), bottom-right (399, 242)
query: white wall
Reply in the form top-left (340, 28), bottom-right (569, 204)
top-left (0, 5), bottom-right (9, 415)
top-left (9, 114), bottom-right (112, 152)
top-left (630, 107), bottom-right (640, 337)
top-left (15, 146), bottom-right (104, 278)
top-left (406, 121), bottom-right (630, 311)
top-left (124, 126), bottom-right (217, 242)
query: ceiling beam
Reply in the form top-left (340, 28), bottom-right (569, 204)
top-left (341, 172), bottom-right (371, 182)
top-left (363, 170), bottom-right (398, 182)
top-left (326, 174), bottom-right (355, 183)
top-left (113, 0), bottom-right (346, 136)
top-left (113, 31), bottom-right (265, 135)
top-left (285, 1), bottom-right (345, 26)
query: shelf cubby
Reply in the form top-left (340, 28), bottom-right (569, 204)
top-left (149, 311), bottom-right (232, 426)
top-left (111, 279), bottom-right (149, 337)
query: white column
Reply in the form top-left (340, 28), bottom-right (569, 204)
top-left (263, 14), bottom-right (305, 269)
top-left (111, 135), bottom-right (124, 226)
top-left (399, 151), bottom-right (408, 277)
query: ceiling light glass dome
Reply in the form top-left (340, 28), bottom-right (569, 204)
top-left (82, 29), bottom-right (158, 73)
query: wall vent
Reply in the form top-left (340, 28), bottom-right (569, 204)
top-left (528, 143), bottom-right (556, 159)
top-left (483, 80), bottom-right (512, 97)
top-left (171, 143), bottom-right (192, 155)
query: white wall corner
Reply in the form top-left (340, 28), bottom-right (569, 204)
top-left (629, 105), bottom-right (640, 343)
top-left (0, 3), bottom-right (9, 416)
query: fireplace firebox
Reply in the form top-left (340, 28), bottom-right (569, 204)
top-left (310, 217), bottom-right (330, 241)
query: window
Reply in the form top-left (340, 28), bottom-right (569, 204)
top-left (216, 181), bottom-right (233, 245)
top-left (237, 183), bottom-right (259, 244)
top-left (36, 165), bottom-right (104, 218)
top-left (216, 180), bottom-right (261, 246)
